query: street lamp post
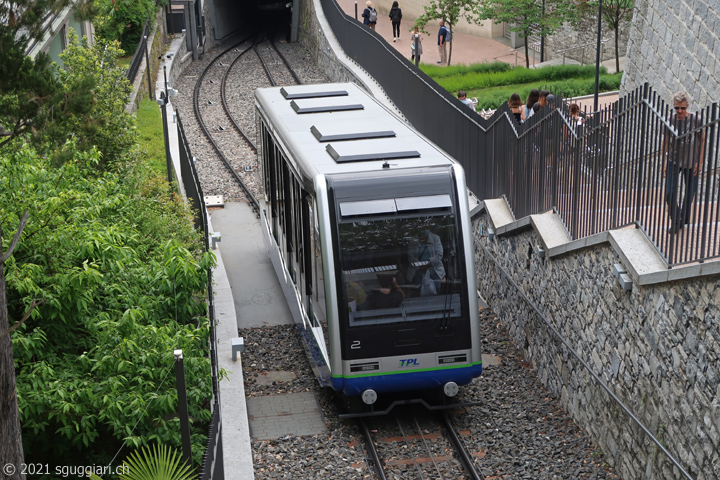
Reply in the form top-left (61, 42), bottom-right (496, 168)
top-left (594, 0), bottom-right (603, 112)
top-left (540, 0), bottom-right (545, 62)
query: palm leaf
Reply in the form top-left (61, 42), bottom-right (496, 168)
top-left (120, 444), bottom-right (196, 480)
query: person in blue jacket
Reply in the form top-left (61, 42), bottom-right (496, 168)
top-left (362, 1), bottom-right (377, 30)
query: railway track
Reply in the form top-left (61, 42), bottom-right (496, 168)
top-left (360, 410), bottom-right (484, 480)
top-left (191, 31), bottom-right (304, 213)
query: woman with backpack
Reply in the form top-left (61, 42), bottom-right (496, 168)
top-left (362, 1), bottom-right (377, 30)
top-left (389, 1), bottom-right (402, 42)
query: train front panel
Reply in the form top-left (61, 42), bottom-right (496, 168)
top-left (326, 167), bottom-right (482, 398)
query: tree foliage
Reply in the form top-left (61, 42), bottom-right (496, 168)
top-left (1, 22), bottom-right (215, 472)
top-left (475, 0), bottom-right (578, 68)
top-left (413, 0), bottom-right (477, 66)
top-left (121, 443), bottom-right (196, 480)
top-left (0, 0), bottom-right (99, 148)
top-left (595, 0), bottom-right (634, 73)
top-left (3, 141), bottom-right (215, 468)
top-left (54, 32), bottom-right (137, 169)
top-left (94, 0), bottom-right (157, 54)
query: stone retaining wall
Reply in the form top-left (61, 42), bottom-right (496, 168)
top-left (471, 211), bottom-right (720, 479)
top-left (621, 0), bottom-right (720, 108)
top-left (298, 0), bottom-right (365, 84)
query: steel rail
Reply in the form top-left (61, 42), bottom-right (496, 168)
top-left (359, 419), bottom-right (388, 480)
top-left (254, 39), bottom-right (276, 87)
top-left (440, 411), bottom-right (484, 480)
top-left (220, 44), bottom-right (259, 152)
top-left (193, 33), bottom-right (260, 213)
top-left (270, 38), bottom-right (303, 85)
top-left (413, 413), bottom-right (442, 478)
top-left (395, 415), bottom-right (425, 480)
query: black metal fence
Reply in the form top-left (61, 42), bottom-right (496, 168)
top-left (319, 0), bottom-right (720, 267)
top-left (177, 113), bottom-right (224, 479)
top-left (125, 18), bottom-right (152, 84)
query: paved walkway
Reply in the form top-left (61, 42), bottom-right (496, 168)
top-left (337, 0), bottom-right (528, 67)
top-left (336, 0), bottom-right (623, 112)
top-left (247, 392), bottom-right (326, 440)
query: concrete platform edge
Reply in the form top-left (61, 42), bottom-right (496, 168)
top-left (208, 215), bottom-right (254, 480)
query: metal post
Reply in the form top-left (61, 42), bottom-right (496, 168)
top-left (540, 0), bottom-right (545, 62)
top-left (414, 34), bottom-right (420, 67)
top-left (594, 0), bottom-right (603, 112)
top-left (160, 92), bottom-right (173, 185)
top-left (188, 0), bottom-right (198, 60)
top-left (355, 1), bottom-right (358, 20)
top-left (699, 103), bottom-right (717, 262)
top-left (290, 0), bottom-right (300, 42)
top-left (174, 350), bottom-right (193, 467)
top-left (144, 36), bottom-right (152, 99)
top-left (163, 64), bottom-right (169, 100)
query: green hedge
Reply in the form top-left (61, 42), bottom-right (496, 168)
top-left (420, 61), bottom-right (512, 79)
top-left (424, 63), bottom-right (610, 95)
top-left (470, 73), bottom-right (623, 110)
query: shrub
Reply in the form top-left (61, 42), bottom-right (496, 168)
top-left (95, 0), bottom-right (157, 54)
top-left (427, 64), bottom-right (609, 95)
top-left (471, 73), bottom-right (623, 110)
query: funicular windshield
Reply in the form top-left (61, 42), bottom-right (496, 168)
top-left (339, 208), bottom-right (465, 328)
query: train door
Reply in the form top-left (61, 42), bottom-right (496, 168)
top-left (308, 197), bottom-right (330, 364)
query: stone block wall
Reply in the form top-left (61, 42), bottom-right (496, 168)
top-left (621, 0), bottom-right (720, 108)
top-left (547, 16), bottom-right (629, 69)
top-left (298, 0), bottom-right (367, 84)
top-left (472, 212), bottom-right (720, 479)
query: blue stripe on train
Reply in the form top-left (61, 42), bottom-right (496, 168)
top-left (331, 364), bottom-right (482, 396)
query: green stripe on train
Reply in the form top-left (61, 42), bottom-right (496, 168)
top-left (331, 361), bottom-right (483, 379)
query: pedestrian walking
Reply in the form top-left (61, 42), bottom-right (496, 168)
top-left (437, 20), bottom-right (449, 65)
top-left (524, 89), bottom-right (539, 121)
top-left (509, 93), bottom-right (525, 123)
top-left (662, 91), bottom-right (706, 234)
top-left (389, 1), bottom-right (402, 41)
top-left (458, 91), bottom-right (474, 110)
top-left (362, 1), bottom-right (377, 30)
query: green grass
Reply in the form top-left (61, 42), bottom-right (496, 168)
top-left (135, 99), bottom-right (167, 175)
top-left (419, 61), bottom-right (622, 110)
top-left (467, 73), bottom-right (623, 110)
top-left (117, 55), bottom-right (132, 69)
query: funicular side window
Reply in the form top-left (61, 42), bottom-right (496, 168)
top-left (337, 199), bottom-right (465, 328)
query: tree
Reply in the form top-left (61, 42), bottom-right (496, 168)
top-left (476, 0), bottom-right (576, 68)
top-left (0, 0), bottom-right (96, 148)
top-left (0, 212), bottom-right (30, 480)
top-left (54, 32), bottom-right (136, 169)
top-left (1, 2), bottom-right (95, 474)
top-left (94, 0), bottom-right (157, 54)
top-left (597, 0), bottom-right (633, 73)
top-left (413, 0), bottom-right (477, 66)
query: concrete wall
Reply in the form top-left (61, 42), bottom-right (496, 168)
top-left (621, 0), bottom-right (720, 108)
top-left (472, 209), bottom-right (720, 480)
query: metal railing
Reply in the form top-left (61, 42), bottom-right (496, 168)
top-left (177, 112), bottom-right (224, 479)
top-left (125, 17), bottom-right (152, 84)
top-left (319, 0), bottom-right (720, 267)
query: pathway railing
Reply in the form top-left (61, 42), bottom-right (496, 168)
top-left (319, 0), bottom-right (720, 267)
top-left (177, 113), bottom-right (224, 480)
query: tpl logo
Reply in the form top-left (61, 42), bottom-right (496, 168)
top-left (399, 358), bottom-right (419, 367)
